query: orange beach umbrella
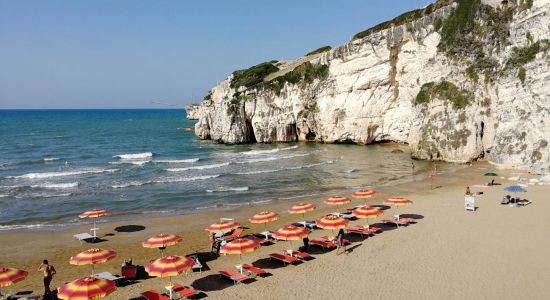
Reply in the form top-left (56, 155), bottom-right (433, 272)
top-left (146, 255), bottom-right (195, 299)
top-left (249, 212), bottom-right (279, 237)
top-left (70, 248), bottom-right (117, 276)
top-left (352, 189), bottom-right (377, 205)
top-left (384, 197), bottom-right (413, 224)
top-left (288, 203), bottom-right (316, 219)
top-left (57, 276), bottom-right (116, 300)
top-left (272, 225), bottom-right (310, 251)
top-left (78, 209), bottom-right (112, 241)
top-left (220, 238), bottom-right (260, 272)
top-left (0, 267), bottom-right (28, 287)
top-left (352, 206), bottom-right (383, 226)
top-left (325, 196), bottom-right (351, 207)
top-left (206, 220), bottom-right (240, 234)
top-left (142, 233), bottom-right (182, 257)
top-left (316, 215), bottom-right (349, 232)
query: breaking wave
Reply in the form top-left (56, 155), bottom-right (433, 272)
top-left (206, 187), bottom-right (249, 193)
top-left (154, 158), bottom-right (200, 164)
top-left (30, 182), bottom-right (79, 189)
top-left (7, 169), bottom-right (118, 179)
top-left (167, 162), bottom-right (230, 172)
top-left (114, 152), bottom-right (154, 160)
top-left (240, 145), bottom-right (298, 156)
top-left (112, 174), bottom-right (220, 189)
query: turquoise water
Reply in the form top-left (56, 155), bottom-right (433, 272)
top-left (0, 109), bottom-right (438, 230)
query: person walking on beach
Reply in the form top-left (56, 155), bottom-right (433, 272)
top-left (38, 259), bottom-right (56, 298)
top-left (336, 229), bottom-right (346, 255)
top-left (411, 162), bottom-right (415, 174)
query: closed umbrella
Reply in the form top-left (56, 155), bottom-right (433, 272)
top-left (146, 255), bottom-right (195, 299)
top-left (78, 209), bottom-right (112, 241)
top-left (142, 233), bottom-right (182, 257)
top-left (70, 248), bottom-right (117, 276)
top-left (58, 277), bottom-right (116, 300)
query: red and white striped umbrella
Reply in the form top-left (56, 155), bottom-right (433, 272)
top-left (78, 209), bottom-right (112, 241)
top-left (220, 238), bottom-right (261, 269)
top-left (384, 197), bottom-right (413, 206)
top-left (249, 211), bottom-right (279, 224)
top-left (146, 255), bottom-right (195, 300)
top-left (272, 225), bottom-right (310, 251)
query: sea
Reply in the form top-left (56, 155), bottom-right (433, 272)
top-left (0, 109), bottom-right (452, 231)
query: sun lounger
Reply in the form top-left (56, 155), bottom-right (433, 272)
top-left (269, 253), bottom-right (299, 265)
top-left (244, 235), bottom-right (270, 245)
top-left (289, 250), bottom-right (312, 260)
top-left (186, 254), bottom-right (202, 273)
top-left (320, 236), bottom-right (349, 245)
top-left (329, 212), bottom-right (356, 220)
top-left (309, 239), bottom-right (337, 250)
top-left (383, 218), bottom-right (410, 227)
top-left (517, 199), bottom-right (532, 206)
top-left (220, 228), bottom-right (243, 241)
top-left (93, 272), bottom-right (124, 286)
top-left (346, 225), bottom-right (381, 237)
top-left (121, 265), bottom-right (137, 279)
top-left (172, 283), bottom-right (198, 299)
top-left (73, 233), bottom-right (94, 244)
top-left (242, 264), bottom-right (268, 277)
top-left (292, 221), bottom-right (316, 230)
top-left (219, 269), bottom-right (250, 284)
top-left (257, 231), bottom-right (273, 239)
top-left (142, 290), bottom-right (170, 300)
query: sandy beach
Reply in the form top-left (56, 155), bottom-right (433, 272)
top-left (2, 162), bottom-right (550, 300)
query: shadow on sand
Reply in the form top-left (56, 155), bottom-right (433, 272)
top-left (115, 225), bottom-right (146, 233)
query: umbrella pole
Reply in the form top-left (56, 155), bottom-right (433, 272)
top-left (92, 264), bottom-right (95, 276)
top-left (168, 276), bottom-right (173, 300)
top-left (93, 219), bottom-right (97, 241)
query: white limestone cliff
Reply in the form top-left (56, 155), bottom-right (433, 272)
top-left (192, 0), bottom-right (550, 173)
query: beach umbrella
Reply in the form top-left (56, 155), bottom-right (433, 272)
top-left (57, 276), bottom-right (116, 300)
top-left (78, 209), bottom-right (112, 241)
top-left (384, 197), bottom-right (413, 226)
top-left (272, 225), bottom-right (310, 251)
top-left (249, 211), bottom-right (279, 239)
top-left (325, 196), bottom-right (351, 210)
top-left (316, 215), bottom-right (349, 237)
top-left (220, 238), bottom-right (260, 273)
top-left (0, 267), bottom-right (28, 296)
top-left (146, 255), bottom-right (195, 299)
top-left (70, 248), bottom-right (117, 276)
top-left (206, 220), bottom-right (240, 234)
top-left (484, 172), bottom-right (498, 176)
top-left (352, 206), bottom-right (383, 226)
top-left (504, 185), bottom-right (527, 193)
top-left (142, 233), bottom-right (182, 257)
top-left (351, 189), bottom-right (378, 206)
top-left (288, 202), bottom-right (316, 219)
top-left (0, 267), bottom-right (28, 288)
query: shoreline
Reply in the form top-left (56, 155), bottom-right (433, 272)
top-left (2, 161), bottom-right (550, 299)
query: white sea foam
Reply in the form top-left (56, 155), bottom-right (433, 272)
top-left (0, 224), bottom-right (46, 231)
top-left (154, 158), bottom-right (200, 164)
top-left (112, 174), bottom-right (220, 189)
top-left (114, 152), bottom-right (154, 160)
top-left (238, 153), bottom-right (310, 164)
top-left (7, 168), bottom-right (118, 179)
top-left (206, 187), bottom-right (249, 193)
top-left (240, 145), bottom-right (298, 156)
top-left (109, 160), bottom-right (150, 166)
top-left (43, 158), bottom-right (60, 162)
top-left (31, 192), bottom-right (73, 198)
top-left (0, 194), bottom-right (8, 198)
top-left (234, 169), bottom-right (279, 175)
top-left (278, 193), bottom-right (320, 200)
top-left (31, 182), bottom-right (79, 189)
top-left (251, 199), bottom-right (272, 204)
top-left (167, 162), bottom-right (229, 172)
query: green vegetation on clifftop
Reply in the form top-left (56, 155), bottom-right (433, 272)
top-left (415, 81), bottom-right (472, 109)
top-left (306, 46), bottom-right (332, 56)
top-left (230, 61), bottom-right (279, 89)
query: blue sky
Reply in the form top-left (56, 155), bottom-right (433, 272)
top-left (0, 0), bottom-right (431, 109)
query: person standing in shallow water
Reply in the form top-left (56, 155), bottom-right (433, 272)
top-left (38, 259), bottom-right (56, 298)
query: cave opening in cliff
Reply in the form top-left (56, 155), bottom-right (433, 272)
top-left (305, 132), bottom-right (316, 141)
top-left (480, 121), bottom-right (485, 139)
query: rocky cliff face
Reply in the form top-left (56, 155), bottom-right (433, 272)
top-left (192, 0), bottom-right (550, 173)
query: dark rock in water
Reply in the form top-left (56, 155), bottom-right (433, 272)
top-left (391, 149), bottom-right (404, 153)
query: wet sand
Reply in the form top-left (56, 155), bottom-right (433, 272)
top-left (2, 162), bottom-right (550, 299)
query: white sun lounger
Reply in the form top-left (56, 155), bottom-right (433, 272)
top-left (73, 233), bottom-right (94, 243)
top-left (93, 272), bottom-right (124, 285)
top-left (187, 254), bottom-right (203, 273)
